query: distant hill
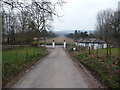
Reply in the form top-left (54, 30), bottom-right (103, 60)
top-left (53, 30), bottom-right (94, 36)
top-left (53, 30), bottom-right (74, 36)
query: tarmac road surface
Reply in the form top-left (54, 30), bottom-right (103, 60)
top-left (12, 46), bottom-right (102, 88)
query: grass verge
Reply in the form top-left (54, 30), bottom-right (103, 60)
top-left (70, 51), bottom-right (120, 88)
top-left (2, 46), bottom-right (47, 87)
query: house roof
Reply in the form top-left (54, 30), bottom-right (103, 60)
top-left (77, 38), bottom-right (106, 44)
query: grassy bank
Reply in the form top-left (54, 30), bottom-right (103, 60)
top-left (70, 48), bottom-right (120, 88)
top-left (2, 46), bottom-right (46, 86)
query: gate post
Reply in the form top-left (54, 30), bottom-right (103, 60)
top-left (64, 40), bottom-right (66, 49)
top-left (52, 40), bottom-right (55, 48)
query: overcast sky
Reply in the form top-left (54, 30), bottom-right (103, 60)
top-left (52, 0), bottom-right (119, 31)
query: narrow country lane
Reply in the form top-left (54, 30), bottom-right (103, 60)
top-left (12, 46), bottom-right (101, 88)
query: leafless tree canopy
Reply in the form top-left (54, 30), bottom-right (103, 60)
top-left (95, 8), bottom-right (120, 56)
top-left (1, 0), bottom-right (65, 45)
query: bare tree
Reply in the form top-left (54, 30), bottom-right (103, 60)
top-left (95, 9), bottom-right (119, 56)
top-left (1, 0), bottom-right (65, 46)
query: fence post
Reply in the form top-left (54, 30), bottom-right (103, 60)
top-left (37, 49), bottom-right (39, 55)
top-left (97, 49), bottom-right (98, 55)
top-left (26, 49), bottom-right (28, 57)
top-left (16, 48), bottom-right (18, 61)
top-left (96, 46), bottom-right (98, 55)
top-left (88, 47), bottom-right (90, 54)
top-left (38, 48), bottom-right (39, 55)
top-left (109, 44), bottom-right (111, 57)
top-left (79, 46), bottom-right (80, 52)
top-left (39, 48), bottom-right (41, 55)
top-left (34, 49), bottom-right (35, 56)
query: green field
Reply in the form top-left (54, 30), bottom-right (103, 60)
top-left (92, 48), bottom-right (120, 56)
top-left (71, 48), bottom-right (120, 88)
top-left (2, 46), bottom-right (46, 86)
top-left (75, 47), bottom-right (120, 57)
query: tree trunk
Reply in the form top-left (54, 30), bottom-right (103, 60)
top-left (107, 40), bottom-right (109, 57)
top-left (117, 28), bottom-right (120, 56)
top-left (37, 37), bottom-right (39, 46)
top-left (109, 44), bottom-right (111, 56)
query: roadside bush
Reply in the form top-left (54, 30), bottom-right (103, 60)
top-left (73, 53), bottom-right (119, 88)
